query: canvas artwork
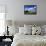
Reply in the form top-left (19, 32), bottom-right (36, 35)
top-left (24, 5), bottom-right (37, 15)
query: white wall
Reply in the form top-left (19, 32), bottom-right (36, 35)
top-left (0, 0), bottom-right (46, 22)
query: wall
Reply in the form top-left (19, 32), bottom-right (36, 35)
top-left (0, 0), bottom-right (46, 22)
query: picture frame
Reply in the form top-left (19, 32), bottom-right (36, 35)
top-left (24, 5), bottom-right (37, 15)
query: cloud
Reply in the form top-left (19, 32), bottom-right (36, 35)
top-left (24, 7), bottom-right (36, 12)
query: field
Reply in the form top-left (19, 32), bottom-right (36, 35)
top-left (24, 10), bottom-right (36, 15)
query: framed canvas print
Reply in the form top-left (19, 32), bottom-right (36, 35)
top-left (24, 5), bottom-right (37, 15)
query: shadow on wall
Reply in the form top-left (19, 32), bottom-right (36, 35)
top-left (5, 20), bottom-right (46, 27)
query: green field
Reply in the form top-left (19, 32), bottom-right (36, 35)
top-left (24, 10), bottom-right (36, 15)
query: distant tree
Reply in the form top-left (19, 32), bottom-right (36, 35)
top-left (24, 10), bottom-right (28, 14)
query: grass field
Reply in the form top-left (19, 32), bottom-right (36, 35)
top-left (24, 10), bottom-right (36, 15)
